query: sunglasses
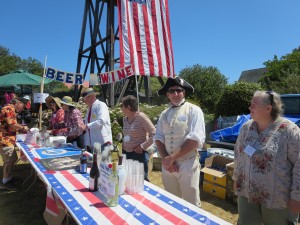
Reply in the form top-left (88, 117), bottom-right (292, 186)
top-left (167, 88), bottom-right (184, 94)
top-left (266, 91), bottom-right (274, 106)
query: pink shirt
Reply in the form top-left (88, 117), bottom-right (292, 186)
top-left (122, 112), bottom-right (155, 152)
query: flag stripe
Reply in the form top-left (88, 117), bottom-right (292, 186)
top-left (150, 0), bottom-right (163, 76)
top-left (132, 3), bottom-right (145, 75)
top-left (132, 193), bottom-right (190, 225)
top-left (118, 0), bottom-right (175, 77)
top-left (142, 3), bottom-right (154, 75)
top-left (164, 0), bottom-right (175, 76)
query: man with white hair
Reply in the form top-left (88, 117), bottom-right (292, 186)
top-left (80, 88), bottom-right (112, 151)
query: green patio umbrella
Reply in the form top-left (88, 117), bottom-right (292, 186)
top-left (0, 69), bottom-right (52, 87)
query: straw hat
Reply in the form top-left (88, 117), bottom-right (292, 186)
top-left (45, 96), bottom-right (62, 108)
top-left (60, 96), bottom-right (76, 107)
top-left (81, 87), bottom-right (100, 99)
top-left (157, 77), bottom-right (194, 96)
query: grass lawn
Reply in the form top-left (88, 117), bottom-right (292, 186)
top-left (0, 150), bottom-right (239, 225)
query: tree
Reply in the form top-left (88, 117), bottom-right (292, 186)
top-left (0, 45), bottom-right (44, 76)
top-left (215, 81), bottom-right (262, 117)
top-left (260, 47), bottom-right (300, 93)
top-left (179, 64), bottom-right (228, 113)
top-left (0, 46), bottom-right (21, 75)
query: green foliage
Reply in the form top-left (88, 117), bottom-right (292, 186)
top-left (0, 46), bottom-right (21, 75)
top-left (178, 64), bottom-right (228, 113)
top-left (267, 74), bottom-right (300, 94)
top-left (0, 46), bottom-right (44, 76)
top-left (215, 81), bottom-right (262, 117)
top-left (108, 103), bottom-right (168, 141)
top-left (260, 48), bottom-right (300, 93)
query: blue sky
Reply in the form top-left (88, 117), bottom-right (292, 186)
top-left (1, 0), bottom-right (299, 83)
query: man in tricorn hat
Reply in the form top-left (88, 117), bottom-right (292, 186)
top-left (80, 88), bottom-right (112, 151)
top-left (154, 77), bottom-right (205, 207)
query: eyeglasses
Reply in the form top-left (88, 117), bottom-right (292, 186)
top-left (167, 88), bottom-right (184, 94)
top-left (266, 91), bottom-right (274, 106)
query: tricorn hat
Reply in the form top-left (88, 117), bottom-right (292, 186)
top-left (60, 96), bottom-right (76, 107)
top-left (158, 77), bottom-right (194, 95)
top-left (81, 87), bottom-right (100, 98)
top-left (45, 96), bottom-right (62, 108)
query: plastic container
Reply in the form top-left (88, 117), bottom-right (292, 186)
top-left (118, 165), bottom-right (126, 195)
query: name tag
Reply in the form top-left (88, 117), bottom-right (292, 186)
top-left (244, 145), bottom-right (256, 157)
top-left (124, 135), bottom-right (130, 142)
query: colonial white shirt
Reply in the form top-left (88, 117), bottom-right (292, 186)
top-left (154, 101), bottom-right (206, 155)
top-left (84, 99), bottom-right (112, 146)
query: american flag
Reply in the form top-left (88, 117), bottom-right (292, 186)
top-left (117, 0), bottom-right (175, 78)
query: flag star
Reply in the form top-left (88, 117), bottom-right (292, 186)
top-left (124, 204), bottom-right (129, 208)
top-left (146, 187), bottom-right (150, 191)
top-left (56, 186), bottom-right (62, 188)
top-left (155, 194), bottom-right (161, 197)
top-left (52, 182), bottom-right (57, 184)
top-left (74, 207), bottom-right (80, 210)
top-left (49, 177), bottom-right (53, 180)
top-left (81, 217), bottom-right (89, 221)
top-left (200, 217), bottom-right (205, 221)
top-left (149, 222), bottom-right (155, 225)
top-left (67, 199), bottom-right (73, 202)
top-left (168, 201), bottom-right (174, 204)
top-left (135, 213), bottom-right (141, 217)
top-left (61, 192), bottom-right (67, 195)
top-left (183, 208), bottom-right (188, 212)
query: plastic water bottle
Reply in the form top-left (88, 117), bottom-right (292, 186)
top-left (79, 149), bottom-right (87, 174)
top-left (118, 164), bottom-right (126, 195)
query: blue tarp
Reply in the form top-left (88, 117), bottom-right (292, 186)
top-left (210, 114), bottom-right (251, 142)
top-left (210, 114), bottom-right (300, 142)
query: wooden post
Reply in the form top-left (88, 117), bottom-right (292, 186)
top-left (39, 55), bottom-right (47, 131)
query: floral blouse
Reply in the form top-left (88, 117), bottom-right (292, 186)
top-left (233, 117), bottom-right (300, 209)
top-left (0, 104), bottom-right (18, 147)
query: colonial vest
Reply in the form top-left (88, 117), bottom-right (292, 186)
top-left (161, 102), bottom-right (197, 162)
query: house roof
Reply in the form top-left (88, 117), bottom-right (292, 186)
top-left (238, 67), bottom-right (267, 83)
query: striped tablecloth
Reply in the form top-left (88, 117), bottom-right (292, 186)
top-left (16, 138), bottom-right (232, 225)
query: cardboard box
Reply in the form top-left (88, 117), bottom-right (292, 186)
top-left (200, 155), bottom-right (234, 187)
top-left (226, 162), bottom-right (234, 191)
top-left (226, 162), bottom-right (234, 178)
top-left (203, 181), bottom-right (226, 199)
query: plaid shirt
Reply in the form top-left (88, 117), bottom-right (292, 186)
top-left (0, 104), bottom-right (17, 147)
top-left (58, 108), bottom-right (84, 138)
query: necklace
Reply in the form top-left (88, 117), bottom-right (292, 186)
top-left (126, 112), bottom-right (140, 124)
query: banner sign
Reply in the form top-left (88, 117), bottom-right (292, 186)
top-left (45, 67), bottom-right (84, 85)
top-left (90, 65), bottom-right (133, 85)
